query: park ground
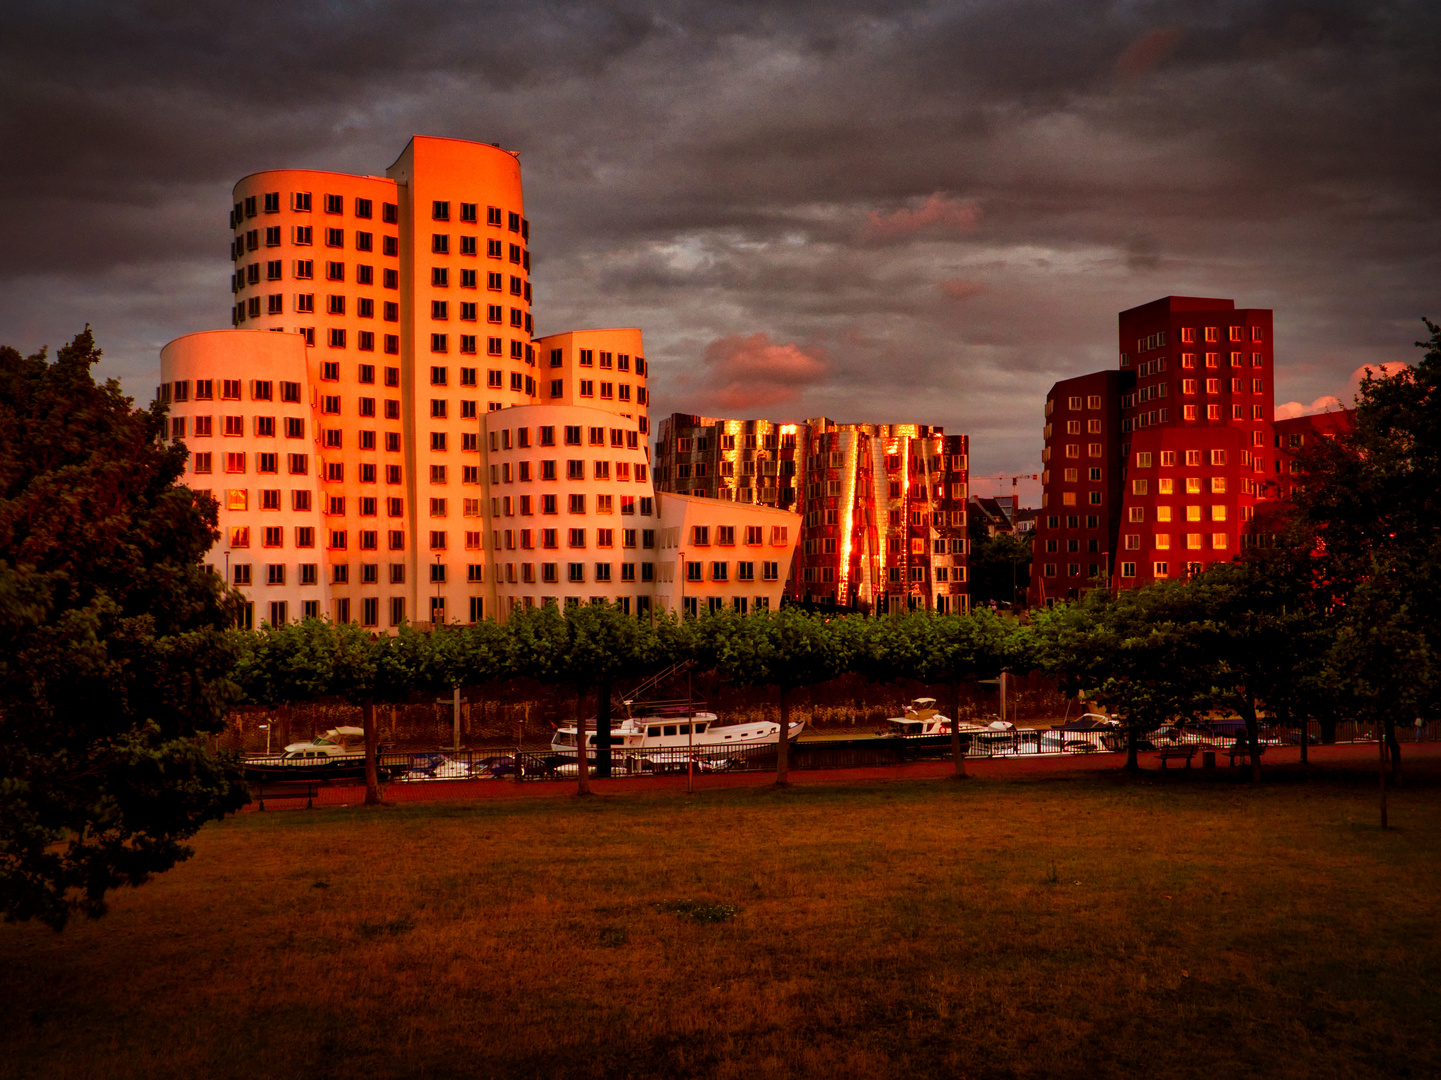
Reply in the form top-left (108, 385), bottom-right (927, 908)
top-left (3, 745), bottom-right (1439, 1080)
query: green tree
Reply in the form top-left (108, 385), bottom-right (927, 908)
top-left (0, 330), bottom-right (247, 928)
top-left (1034, 584), bottom-right (1211, 770)
top-left (966, 520), bottom-right (1033, 610)
top-left (1289, 320), bottom-right (1441, 787)
top-left (935, 611), bottom-right (1030, 775)
top-left (1173, 556), bottom-right (1333, 781)
top-left (700, 608), bottom-right (854, 784)
top-left (511, 602), bottom-right (669, 791)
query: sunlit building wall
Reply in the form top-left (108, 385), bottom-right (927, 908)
top-left (160, 135), bottom-right (793, 625)
top-left (1030, 295), bottom-right (1277, 605)
top-left (655, 414), bottom-right (970, 612)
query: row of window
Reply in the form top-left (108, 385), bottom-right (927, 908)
top-left (159, 378), bottom-right (304, 404)
top-left (228, 526), bottom-right (319, 549)
top-left (1135, 449), bottom-right (1228, 468)
top-left (491, 425), bottom-right (641, 450)
top-left (171, 416), bottom-right (307, 440)
top-left (672, 432), bottom-right (800, 453)
top-left (231, 193), bottom-right (399, 223)
top-left (427, 234), bottom-right (528, 266)
top-left (233, 194), bottom-right (526, 232)
top-left (490, 459), bottom-right (650, 483)
top-left (1123, 527), bottom-right (1229, 549)
top-left (1174, 378), bottom-right (1265, 395)
top-left (217, 488), bottom-right (314, 512)
top-left (430, 202), bottom-right (525, 235)
top-left (1176, 326), bottom-right (1265, 344)
top-left (555, 379), bottom-right (645, 403)
top-left (232, 262), bottom-right (527, 296)
top-left (1131, 478), bottom-right (1230, 496)
top-left (491, 493), bottom-right (655, 516)
top-left (192, 452), bottom-right (308, 475)
top-left (563, 349), bottom-right (645, 374)
top-left (1121, 404), bottom-right (1268, 429)
top-left (493, 526), bottom-right (657, 549)
top-left (497, 562), bottom-right (659, 585)
top-left (232, 230), bottom-right (398, 261)
top-left (227, 561), bottom-right (323, 585)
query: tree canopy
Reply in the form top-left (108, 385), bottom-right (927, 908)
top-left (0, 330), bottom-right (247, 929)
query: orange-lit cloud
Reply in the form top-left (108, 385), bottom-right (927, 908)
top-left (1276, 362), bottom-right (1410, 418)
top-left (865, 194), bottom-right (981, 240)
top-left (700, 332), bottom-right (828, 410)
top-left (1114, 28), bottom-right (1182, 84)
top-left (1275, 395), bottom-right (1342, 421)
top-left (939, 278), bottom-right (986, 301)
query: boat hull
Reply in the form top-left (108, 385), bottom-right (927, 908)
top-left (243, 757), bottom-right (404, 784)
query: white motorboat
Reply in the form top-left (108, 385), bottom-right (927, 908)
top-left (880, 698), bottom-right (989, 739)
top-left (551, 708), bottom-right (805, 763)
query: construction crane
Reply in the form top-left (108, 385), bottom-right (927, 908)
top-left (970, 474), bottom-right (1040, 508)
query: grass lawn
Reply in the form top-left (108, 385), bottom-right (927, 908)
top-left (3, 761), bottom-right (1438, 1080)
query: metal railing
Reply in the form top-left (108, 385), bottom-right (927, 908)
top-left (243, 719), bottom-right (1414, 791)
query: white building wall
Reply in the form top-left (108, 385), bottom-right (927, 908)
top-left (159, 330), bottom-right (327, 626)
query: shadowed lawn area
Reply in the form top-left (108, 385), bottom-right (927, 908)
top-left (3, 763), bottom-right (1439, 1080)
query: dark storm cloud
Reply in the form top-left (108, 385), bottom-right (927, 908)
top-left (2, 1), bottom-right (1438, 494)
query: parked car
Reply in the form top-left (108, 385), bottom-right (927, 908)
top-left (402, 753), bottom-right (473, 781)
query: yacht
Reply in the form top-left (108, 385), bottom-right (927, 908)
top-left (551, 705), bottom-right (804, 767)
top-left (880, 698), bottom-right (989, 739)
top-left (243, 726), bottom-right (401, 783)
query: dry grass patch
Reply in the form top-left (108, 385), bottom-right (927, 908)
top-left (2, 764), bottom-right (1439, 1080)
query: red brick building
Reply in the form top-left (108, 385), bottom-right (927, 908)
top-left (1030, 296), bottom-right (1277, 605)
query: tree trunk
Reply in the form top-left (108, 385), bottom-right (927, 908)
top-left (776, 688), bottom-right (791, 786)
top-left (595, 674), bottom-right (612, 779)
top-left (1124, 720), bottom-right (1139, 771)
top-left (1241, 696), bottom-right (1262, 784)
top-left (1385, 716), bottom-right (1402, 785)
top-left (575, 689), bottom-right (591, 796)
top-left (1378, 718), bottom-right (1388, 829)
top-left (362, 698), bottom-right (381, 806)
top-left (950, 679), bottom-right (967, 779)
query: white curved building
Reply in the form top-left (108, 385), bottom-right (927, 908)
top-left (158, 136), bottom-right (797, 625)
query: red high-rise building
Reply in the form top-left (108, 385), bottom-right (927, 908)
top-left (1029, 371), bottom-right (1129, 603)
top-left (1030, 296), bottom-right (1276, 605)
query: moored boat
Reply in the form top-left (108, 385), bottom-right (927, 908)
top-left (880, 697), bottom-right (989, 739)
top-left (550, 706), bottom-right (804, 765)
top-left (243, 725), bottom-right (401, 783)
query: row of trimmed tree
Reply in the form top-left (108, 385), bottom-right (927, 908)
top-left (231, 604), bottom-right (1032, 799)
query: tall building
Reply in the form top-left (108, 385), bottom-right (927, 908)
top-left (159, 136), bottom-right (799, 626)
top-left (1030, 296), bottom-right (1275, 605)
top-left (654, 414), bottom-right (970, 612)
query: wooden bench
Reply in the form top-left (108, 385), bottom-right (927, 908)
top-left (252, 782), bottom-right (320, 810)
top-left (1156, 746), bottom-right (1199, 769)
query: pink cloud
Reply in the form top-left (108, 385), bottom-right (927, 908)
top-left (865, 194), bottom-right (981, 240)
top-left (1275, 362), bottom-right (1411, 419)
top-left (700, 332), bottom-right (828, 411)
top-left (939, 278), bottom-right (986, 302)
top-left (1349, 361), bottom-right (1409, 398)
top-left (1275, 395), bottom-right (1343, 421)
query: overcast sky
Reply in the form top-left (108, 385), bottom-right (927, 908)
top-left (3, 1), bottom-right (1437, 503)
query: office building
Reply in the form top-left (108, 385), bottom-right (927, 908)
top-left (1030, 296), bottom-right (1275, 604)
top-left (655, 414), bottom-right (970, 612)
top-left (159, 136), bottom-right (798, 625)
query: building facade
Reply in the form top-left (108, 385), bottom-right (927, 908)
top-left (160, 136), bottom-right (797, 625)
top-left (654, 414), bottom-right (970, 612)
top-left (1030, 296), bottom-right (1277, 605)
